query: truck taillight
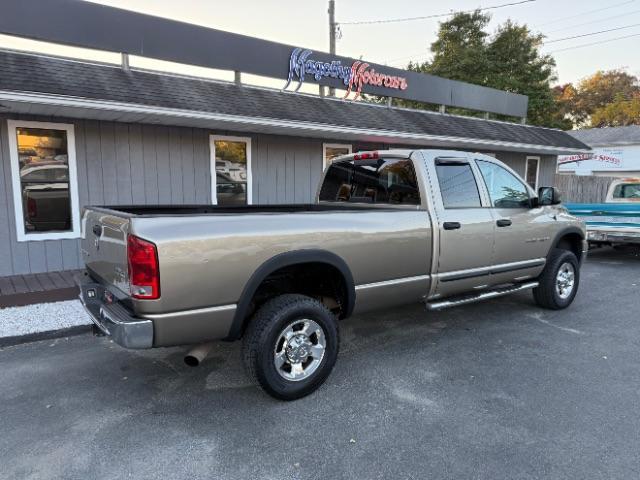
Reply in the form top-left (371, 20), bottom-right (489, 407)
top-left (127, 234), bottom-right (160, 300)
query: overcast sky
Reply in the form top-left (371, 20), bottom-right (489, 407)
top-left (1, 0), bottom-right (639, 86)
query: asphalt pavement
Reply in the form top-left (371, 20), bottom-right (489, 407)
top-left (1, 247), bottom-right (639, 480)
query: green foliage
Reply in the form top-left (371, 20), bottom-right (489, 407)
top-left (397, 11), bottom-right (569, 129)
top-left (428, 11), bottom-right (490, 86)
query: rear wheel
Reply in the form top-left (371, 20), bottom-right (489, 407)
top-left (533, 248), bottom-right (580, 310)
top-left (242, 294), bottom-right (339, 400)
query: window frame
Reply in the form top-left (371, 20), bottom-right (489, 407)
top-left (7, 120), bottom-right (81, 242)
top-left (323, 143), bottom-right (352, 170)
top-left (210, 134), bottom-right (252, 205)
top-left (525, 156), bottom-right (541, 190)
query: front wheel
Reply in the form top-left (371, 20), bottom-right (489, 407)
top-left (533, 249), bottom-right (580, 310)
top-left (242, 294), bottom-right (339, 400)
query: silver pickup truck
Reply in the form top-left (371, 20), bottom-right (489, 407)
top-left (78, 149), bottom-right (587, 400)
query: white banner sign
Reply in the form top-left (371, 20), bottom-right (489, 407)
top-left (558, 147), bottom-right (639, 174)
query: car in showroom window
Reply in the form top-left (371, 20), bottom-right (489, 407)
top-left (7, 121), bottom-right (80, 241)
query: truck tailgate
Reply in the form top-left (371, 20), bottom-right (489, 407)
top-left (81, 208), bottom-right (131, 295)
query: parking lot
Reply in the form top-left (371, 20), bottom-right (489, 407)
top-left (1, 247), bottom-right (639, 480)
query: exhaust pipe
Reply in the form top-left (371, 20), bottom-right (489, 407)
top-left (184, 342), bottom-right (214, 367)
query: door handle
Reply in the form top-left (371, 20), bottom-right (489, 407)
top-left (443, 222), bottom-right (461, 230)
top-left (496, 219), bottom-right (512, 227)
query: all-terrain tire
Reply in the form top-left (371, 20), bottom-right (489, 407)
top-left (242, 294), bottom-right (339, 400)
top-left (533, 248), bottom-right (580, 310)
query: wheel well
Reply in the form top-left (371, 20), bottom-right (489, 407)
top-left (555, 232), bottom-right (584, 262)
top-left (236, 262), bottom-right (349, 336)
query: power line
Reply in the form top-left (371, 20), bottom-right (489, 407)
top-left (543, 8), bottom-right (640, 35)
top-left (549, 31), bottom-right (640, 53)
top-left (536, 0), bottom-right (636, 28)
top-left (545, 22), bottom-right (640, 43)
top-left (339, 0), bottom-right (535, 26)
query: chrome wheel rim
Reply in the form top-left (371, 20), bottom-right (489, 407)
top-left (274, 319), bottom-right (326, 382)
top-left (555, 262), bottom-right (575, 300)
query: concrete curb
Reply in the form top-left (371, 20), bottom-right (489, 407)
top-left (0, 324), bottom-right (92, 348)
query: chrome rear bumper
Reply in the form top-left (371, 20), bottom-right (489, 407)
top-left (76, 273), bottom-right (153, 349)
top-left (588, 229), bottom-right (640, 245)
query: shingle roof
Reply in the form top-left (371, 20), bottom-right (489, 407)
top-left (0, 49), bottom-right (588, 151)
top-left (568, 126), bottom-right (640, 147)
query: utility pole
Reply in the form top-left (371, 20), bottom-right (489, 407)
top-left (328, 0), bottom-right (336, 97)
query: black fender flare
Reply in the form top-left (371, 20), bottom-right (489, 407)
top-left (226, 249), bottom-right (355, 340)
top-left (549, 226), bottom-right (586, 261)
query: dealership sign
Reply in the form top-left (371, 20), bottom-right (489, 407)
top-left (558, 148), bottom-right (633, 174)
top-left (284, 48), bottom-right (408, 101)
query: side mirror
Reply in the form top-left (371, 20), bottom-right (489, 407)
top-left (538, 186), bottom-right (562, 206)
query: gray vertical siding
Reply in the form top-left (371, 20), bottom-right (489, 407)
top-left (0, 117), bottom-right (326, 276)
top-left (0, 114), bottom-right (558, 277)
top-left (495, 152), bottom-right (557, 189)
top-left (0, 117), bottom-right (215, 275)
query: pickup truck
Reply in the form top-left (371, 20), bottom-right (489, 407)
top-left (78, 149), bottom-right (587, 400)
top-left (565, 178), bottom-right (640, 248)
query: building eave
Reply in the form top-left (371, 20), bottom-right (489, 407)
top-left (0, 91), bottom-right (591, 156)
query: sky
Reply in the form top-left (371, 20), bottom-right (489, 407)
top-left (1, 0), bottom-right (639, 87)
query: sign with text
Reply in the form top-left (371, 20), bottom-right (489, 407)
top-left (558, 147), bottom-right (640, 174)
top-left (285, 48), bottom-right (408, 101)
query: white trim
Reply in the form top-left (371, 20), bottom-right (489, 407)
top-left (0, 91), bottom-right (591, 155)
top-left (323, 143), bottom-right (352, 169)
top-left (7, 120), bottom-right (81, 242)
top-left (209, 135), bottom-right (252, 205)
top-left (525, 156), bottom-right (541, 190)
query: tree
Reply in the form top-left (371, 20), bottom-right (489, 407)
top-left (399, 11), bottom-right (566, 128)
top-left (486, 21), bottom-right (569, 128)
top-left (563, 70), bottom-right (640, 127)
top-left (590, 93), bottom-right (640, 127)
top-left (428, 11), bottom-right (490, 86)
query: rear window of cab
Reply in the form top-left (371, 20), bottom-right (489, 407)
top-left (319, 158), bottom-right (420, 205)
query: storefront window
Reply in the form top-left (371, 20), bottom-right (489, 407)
top-left (211, 136), bottom-right (251, 205)
top-left (525, 156), bottom-right (540, 190)
top-left (8, 121), bottom-right (80, 241)
top-left (323, 143), bottom-right (352, 169)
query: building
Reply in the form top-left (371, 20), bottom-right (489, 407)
top-left (558, 126), bottom-right (640, 177)
top-left (0, 0), bottom-right (588, 279)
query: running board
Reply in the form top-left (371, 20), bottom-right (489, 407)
top-left (425, 282), bottom-right (539, 311)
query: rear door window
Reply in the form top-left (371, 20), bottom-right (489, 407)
top-left (319, 158), bottom-right (420, 205)
top-left (435, 163), bottom-right (482, 208)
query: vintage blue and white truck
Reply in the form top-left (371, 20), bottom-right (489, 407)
top-left (566, 178), bottom-right (640, 248)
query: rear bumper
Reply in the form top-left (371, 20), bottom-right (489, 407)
top-left (76, 273), bottom-right (153, 349)
top-left (587, 227), bottom-right (640, 245)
